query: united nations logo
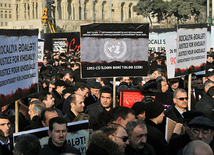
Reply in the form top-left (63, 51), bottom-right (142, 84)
top-left (104, 40), bottom-right (127, 59)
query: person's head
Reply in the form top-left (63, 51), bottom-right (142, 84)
top-left (99, 86), bottom-right (113, 111)
top-left (210, 47), bottom-right (213, 53)
top-left (0, 113), bottom-right (10, 138)
top-left (75, 82), bottom-right (89, 99)
top-left (54, 80), bottom-right (67, 95)
top-left (159, 79), bottom-right (169, 93)
top-left (13, 134), bottom-right (41, 155)
top-left (48, 117), bottom-right (68, 147)
top-left (131, 102), bottom-right (146, 120)
top-left (207, 68), bottom-right (214, 82)
top-left (69, 94), bottom-right (85, 116)
top-left (113, 107), bottom-right (135, 127)
top-left (204, 80), bottom-right (214, 93)
top-left (104, 123), bottom-right (129, 152)
top-left (120, 77), bottom-right (131, 85)
top-left (28, 101), bottom-right (45, 120)
top-left (126, 119), bottom-right (147, 151)
top-left (145, 100), bottom-right (164, 124)
top-left (90, 82), bottom-right (102, 98)
top-left (191, 74), bottom-right (197, 88)
top-left (183, 140), bottom-right (213, 155)
top-left (63, 72), bottom-right (74, 86)
top-left (168, 78), bottom-right (180, 90)
top-left (38, 92), bottom-right (55, 108)
top-left (48, 80), bottom-right (55, 93)
top-left (41, 108), bottom-right (59, 127)
top-left (207, 55), bottom-right (213, 63)
top-left (188, 116), bottom-right (214, 144)
top-left (173, 89), bottom-right (188, 112)
top-left (152, 68), bottom-right (163, 79)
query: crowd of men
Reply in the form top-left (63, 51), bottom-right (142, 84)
top-left (1, 48), bottom-right (214, 155)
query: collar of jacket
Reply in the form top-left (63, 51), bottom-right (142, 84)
top-left (88, 130), bottom-right (125, 155)
top-left (48, 137), bottom-right (67, 153)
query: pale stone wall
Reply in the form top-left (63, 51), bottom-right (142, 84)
top-left (7, 0), bottom-right (148, 32)
top-left (0, 0), bottom-right (12, 28)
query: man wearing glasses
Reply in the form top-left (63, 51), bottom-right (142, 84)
top-left (86, 123), bottom-right (129, 155)
top-left (177, 116), bottom-right (214, 154)
top-left (125, 119), bottom-right (156, 155)
top-left (165, 89), bottom-right (188, 123)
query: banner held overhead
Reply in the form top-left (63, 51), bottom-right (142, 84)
top-left (0, 29), bottom-right (38, 107)
top-left (81, 23), bottom-right (149, 78)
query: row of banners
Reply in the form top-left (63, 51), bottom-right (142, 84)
top-left (0, 24), bottom-right (211, 106)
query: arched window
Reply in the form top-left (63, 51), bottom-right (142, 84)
top-left (121, 3), bottom-right (125, 22)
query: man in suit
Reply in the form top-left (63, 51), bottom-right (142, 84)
top-left (165, 89), bottom-right (188, 123)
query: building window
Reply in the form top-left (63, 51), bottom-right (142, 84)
top-left (5, 22), bottom-right (7, 26)
top-left (5, 3), bottom-right (6, 7)
top-left (9, 11), bottom-right (11, 13)
top-left (0, 3), bottom-right (2, 7)
top-left (5, 14), bottom-right (7, 18)
top-left (1, 22), bottom-right (3, 26)
top-left (9, 4), bottom-right (11, 7)
top-left (29, 25), bottom-right (33, 29)
top-left (9, 14), bottom-right (11, 18)
top-left (1, 14), bottom-right (2, 18)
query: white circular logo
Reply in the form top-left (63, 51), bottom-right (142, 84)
top-left (104, 40), bottom-right (127, 59)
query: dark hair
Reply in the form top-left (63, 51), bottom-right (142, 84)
top-left (41, 108), bottom-right (58, 123)
top-left (126, 119), bottom-right (146, 136)
top-left (154, 68), bottom-right (163, 76)
top-left (99, 86), bottom-right (113, 97)
top-left (103, 123), bottom-right (126, 136)
top-left (49, 117), bottom-right (67, 131)
top-left (113, 107), bottom-right (135, 121)
top-left (0, 113), bottom-right (10, 120)
top-left (38, 91), bottom-right (51, 101)
top-left (15, 134), bottom-right (41, 155)
top-left (69, 93), bottom-right (77, 105)
top-left (75, 82), bottom-right (90, 91)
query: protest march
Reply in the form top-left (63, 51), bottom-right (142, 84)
top-left (1, 23), bottom-right (214, 155)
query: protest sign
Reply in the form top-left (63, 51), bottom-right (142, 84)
top-left (81, 23), bottom-right (149, 78)
top-left (41, 32), bottom-right (80, 52)
top-left (0, 29), bottom-right (38, 107)
top-left (120, 90), bottom-right (172, 108)
top-left (53, 38), bottom-right (68, 53)
top-left (166, 34), bottom-right (177, 79)
top-left (175, 24), bottom-right (207, 76)
top-left (38, 39), bottom-right (44, 63)
top-left (13, 120), bottom-right (89, 155)
top-left (149, 28), bottom-right (176, 52)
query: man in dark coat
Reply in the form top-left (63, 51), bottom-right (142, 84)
top-left (125, 119), bottom-right (156, 155)
top-left (86, 123), bottom-right (128, 155)
top-left (84, 81), bottom-right (102, 110)
top-left (87, 86), bottom-right (113, 130)
top-left (0, 113), bottom-right (13, 155)
top-left (52, 80), bottom-right (67, 107)
top-left (40, 117), bottom-right (80, 155)
top-left (167, 110), bottom-right (205, 155)
top-left (145, 100), bottom-right (168, 155)
top-left (63, 94), bottom-right (85, 122)
top-left (165, 89), bottom-right (188, 123)
top-left (195, 80), bottom-right (214, 118)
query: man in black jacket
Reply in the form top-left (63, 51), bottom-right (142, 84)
top-left (63, 94), bottom-right (85, 122)
top-left (145, 100), bottom-right (168, 155)
top-left (125, 119), bottom-right (156, 155)
top-left (40, 117), bottom-right (80, 155)
top-left (165, 89), bottom-right (188, 123)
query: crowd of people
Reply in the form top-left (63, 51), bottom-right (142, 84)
top-left (1, 48), bottom-right (214, 155)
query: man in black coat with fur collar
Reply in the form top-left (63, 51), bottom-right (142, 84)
top-left (86, 123), bottom-right (129, 155)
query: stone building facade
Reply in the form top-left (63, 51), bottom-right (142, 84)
top-left (0, 0), bottom-right (12, 28)
top-left (6, 0), bottom-right (147, 32)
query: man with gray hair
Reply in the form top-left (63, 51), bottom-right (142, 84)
top-left (24, 101), bottom-right (45, 130)
top-left (165, 88), bottom-right (188, 123)
top-left (182, 140), bottom-right (213, 155)
top-left (125, 119), bottom-right (156, 155)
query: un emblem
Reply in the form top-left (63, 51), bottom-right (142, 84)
top-left (104, 40), bottom-right (127, 59)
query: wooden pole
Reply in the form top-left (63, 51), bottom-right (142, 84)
top-left (113, 77), bottom-right (116, 108)
top-left (188, 74), bottom-right (192, 111)
top-left (15, 100), bottom-right (19, 133)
